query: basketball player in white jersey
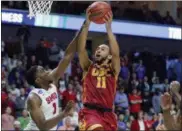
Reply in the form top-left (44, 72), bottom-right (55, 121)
top-left (24, 22), bottom-right (86, 130)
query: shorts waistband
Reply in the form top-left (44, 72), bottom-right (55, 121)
top-left (84, 103), bottom-right (112, 112)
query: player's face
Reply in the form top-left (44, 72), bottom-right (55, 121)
top-left (94, 44), bottom-right (110, 63)
top-left (35, 66), bottom-right (52, 85)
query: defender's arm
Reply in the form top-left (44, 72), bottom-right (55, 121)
top-left (50, 22), bottom-right (87, 82)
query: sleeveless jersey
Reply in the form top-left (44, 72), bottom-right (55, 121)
top-left (82, 63), bottom-right (117, 109)
top-left (25, 84), bottom-right (59, 130)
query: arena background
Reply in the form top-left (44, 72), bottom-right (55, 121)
top-left (1, 1), bottom-right (182, 131)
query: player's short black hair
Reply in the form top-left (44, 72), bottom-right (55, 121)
top-left (26, 65), bottom-right (38, 87)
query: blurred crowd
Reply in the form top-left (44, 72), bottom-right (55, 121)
top-left (1, 1), bottom-right (181, 26)
top-left (1, 29), bottom-right (182, 130)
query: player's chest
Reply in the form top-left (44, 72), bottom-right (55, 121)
top-left (91, 67), bottom-right (113, 77)
top-left (40, 90), bottom-right (58, 105)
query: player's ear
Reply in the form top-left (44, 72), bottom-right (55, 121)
top-left (108, 55), bottom-right (112, 60)
top-left (35, 78), bottom-right (40, 86)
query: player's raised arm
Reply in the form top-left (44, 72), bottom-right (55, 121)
top-left (50, 23), bottom-right (86, 82)
top-left (104, 12), bottom-right (120, 76)
top-left (77, 9), bottom-right (92, 72)
top-left (160, 93), bottom-right (180, 130)
top-left (26, 94), bottom-right (74, 130)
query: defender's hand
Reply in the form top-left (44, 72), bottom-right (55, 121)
top-left (160, 92), bottom-right (172, 111)
top-left (170, 81), bottom-right (180, 96)
top-left (103, 12), bottom-right (113, 30)
top-left (86, 8), bottom-right (91, 25)
top-left (63, 100), bottom-right (75, 117)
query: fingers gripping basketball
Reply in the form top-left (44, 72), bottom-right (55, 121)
top-left (88, 2), bottom-right (112, 24)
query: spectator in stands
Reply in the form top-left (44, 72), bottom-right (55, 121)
top-left (1, 87), bottom-right (8, 113)
top-left (120, 60), bottom-right (130, 83)
top-left (151, 71), bottom-right (159, 83)
top-left (153, 113), bottom-right (164, 130)
top-left (129, 88), bottom-right (142, 114)
top-left (136, 60), bottom-right (146, 80)
top-left (16, 25), bottom-right (31, 54)
top-left (115, 85), bottom-right (129, 113)
top-left (143, 76), bottom-right (150, 92)
top-left (9, 84), bottom-right (20, 101)
top-left (15, 88), bottom-right (27, 117)
top-left (59, 78), bottom-right (66, 95)
top-left (163, 11), bottom-right (176, 25)
top-left (123, 109), bottom-right (130, 123)
top-left (125, 115), bottom-right (134, 130)
top-left (58, 116), bottom-right (75, 130)
top-left (137, 79), bottom-right (145, 91)
top-left (142, 91), bottom-right (152, 112)
top-left (75, 83), bottom-right (83, 111)
top-left (152, 89), bottom-right (161, 113)
top-left (2, 40), bottom-right (5, 56)
top-left (2, 91), bottom-right (16, 117)
top-left (143, 112), bottom-right (154, 130)
top-left (8, 56), bottom-right (17, 72)
top-left (130, 73), bottom-right (139, 88)
top-left (163, 78), bottom-right (170, 92)
top-left (35, 37), bottom-right (50, 66)
top-left (151, 77), bottom-right (164, 93)
top-left (17, 109), bottom-right (30, 129)
top-left (14, 120), bottom-right (21, 131)
top-left (118, 114), bottom-right (127, 131)
top-left (174, 57), bottom-right (182, 83)
top-left (131, 111), bottom-right (149, 131)
top-left (27, 55), bottom-right (37, 69)
top-left (2, 106), bottom-right (15, 130)
top-left (69, 109), bottom-right (79, 128)
top-left (62, 83), bottom-right (77, 109)
top-left (49, 39), bottom-right (61, 68)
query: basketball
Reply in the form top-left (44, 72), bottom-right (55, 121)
top-left (88, 2), bottom-right (112, 24)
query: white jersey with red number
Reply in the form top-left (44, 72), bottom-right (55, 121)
top-left (25, 84), bottom-right (59, 130)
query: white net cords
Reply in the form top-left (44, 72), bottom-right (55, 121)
top-left (27, 1), bottom-right (53, 19)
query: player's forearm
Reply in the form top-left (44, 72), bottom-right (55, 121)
top-left (163, 109), bottom-right (177, 130)
top-left (42, 112), bottom-right (66, 130)
top-left (50, 24), bottom-right (85, 80)
top-left (107, 28), bottom-right (120, 57)
top-left (173, 93), bottom-right (181, 109)
top-left (77, 20), bottom-right (90, 53)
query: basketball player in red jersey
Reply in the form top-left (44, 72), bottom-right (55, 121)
top-left (77, 11), bottom-right (120, 131)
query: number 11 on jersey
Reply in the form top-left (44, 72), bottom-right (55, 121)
top-left (96, 76), bottom-right (106, 88)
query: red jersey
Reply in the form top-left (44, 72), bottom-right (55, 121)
top-left (82, 63), bottom-right (117, 109)
top-left (129, 94), bottom-right (142, 113)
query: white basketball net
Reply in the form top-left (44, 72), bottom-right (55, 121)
top-left (28, 1), bottom-right (53, 18)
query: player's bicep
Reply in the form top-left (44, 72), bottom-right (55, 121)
top-left (78, 50), bottom-right (92, 71)
top-left (111, 56), bottom-right (120, 76)
top-left (27, 94), bottom-right (46, 130)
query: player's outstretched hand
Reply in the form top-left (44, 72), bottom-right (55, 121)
top-left (160, 92), bottom-right (172, 111)
top-left (170, 81), bottom-right (180, 95)
top-left (63, 100), bottom-right (75, 117)
top-left (103, 11), bottom-right (113, 30)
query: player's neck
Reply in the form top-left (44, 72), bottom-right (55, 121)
top-left (95, 60), bottom-right (109, 68)
top-left (41, 83), bottom-right (50, 90)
